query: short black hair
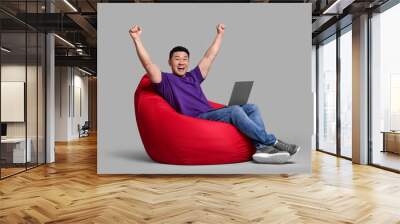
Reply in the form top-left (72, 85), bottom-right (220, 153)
top-left (169, 46), bottom-right (190, 59)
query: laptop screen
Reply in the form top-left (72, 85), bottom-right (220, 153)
top-left (1, 123), bottom-right (7, 137)
top-left (228, 81), bottom-right (254, 106)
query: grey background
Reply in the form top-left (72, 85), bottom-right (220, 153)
top-left (98, 3), bottom-right (313, 174)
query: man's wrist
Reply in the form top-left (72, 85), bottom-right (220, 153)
top-left (132, 37), bottom-right (141, 43)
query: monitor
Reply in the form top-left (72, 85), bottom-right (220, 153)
top-left (1, 123), bottom-right (7, 137)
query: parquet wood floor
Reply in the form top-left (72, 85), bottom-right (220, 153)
top-left (1, 134), bottom-right (400, 223)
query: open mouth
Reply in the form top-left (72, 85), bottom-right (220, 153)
top-left (177, 67), bottom-right (185, 72)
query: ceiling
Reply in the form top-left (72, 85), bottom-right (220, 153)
top-left (0, 0), bottom-right (392, 75)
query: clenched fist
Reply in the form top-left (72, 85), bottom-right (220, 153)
top-left (129, 25), bottom-right (142, 40)
top-left (216, 24), bottom-right (225, 35)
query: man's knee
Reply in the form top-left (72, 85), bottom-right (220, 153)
top-left (230, 105), bottom-right (245, 116)
top-left (248, 103), bottom-right (258, 109)
top-left (244, 103), bottom-right (258, 112)
top-left (229, 106), bottom-right (245, 124)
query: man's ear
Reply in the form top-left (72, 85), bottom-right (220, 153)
top-left (168, 59), bottom-right (171, 66)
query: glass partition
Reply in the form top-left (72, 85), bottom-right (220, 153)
top-left (1, 31), bottom-right (28, 177)
top-left (27, 31), bottom-right (38, 169)
top-left (0, 1), bottom-right (46, 179)
top-left (318, 35), bottom-right (337, 154)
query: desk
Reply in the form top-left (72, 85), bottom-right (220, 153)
top-left (382, 131), bottom-right (400, 154)
top-left (1, 138), bottom-right (31, 163)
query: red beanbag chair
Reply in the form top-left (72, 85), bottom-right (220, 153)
top-left (134, 75), bottom-right (255, 165)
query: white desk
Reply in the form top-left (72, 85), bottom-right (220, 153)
top-left (1, 138), bottom-right (31, 163)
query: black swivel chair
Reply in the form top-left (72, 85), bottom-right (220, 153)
top-left (79, 121), bottom-right (90, 138)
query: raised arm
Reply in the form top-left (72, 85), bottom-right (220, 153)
top-left (129, 25), bottom-right (161, 83)
top-left (198, 24), bottom-right (225, 79)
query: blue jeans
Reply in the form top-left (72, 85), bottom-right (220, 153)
top-left (197, 104), bottom-right (276, 150)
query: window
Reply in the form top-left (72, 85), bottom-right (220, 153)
top-left (318, 36), bottom-right (337, 154)
top-left (340, 28), bottom-right (352, 158)
top-left (371, 2), bottom-right (400, 171)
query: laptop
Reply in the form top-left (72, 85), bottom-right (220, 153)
top-left (227, 81), bottom-right (254, 106)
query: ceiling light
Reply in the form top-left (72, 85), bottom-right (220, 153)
top-left (54, 34), bottom-right (75, 48)
top-left (63, 0), bottom-right (78, 12)
top-left (1, 47), bottom-right (11, 53)
top-left (76, 48), bottom-right (85, 55)
top-left (322, 0), bottom-right (354, 14)
top-left (78, 67), bottom-right (93, 76)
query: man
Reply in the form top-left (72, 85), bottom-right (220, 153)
top-left (129, 24), bottom-right (300, 163)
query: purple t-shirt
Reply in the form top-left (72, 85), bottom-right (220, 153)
top-left (153, 66), bottom-right (212, 117)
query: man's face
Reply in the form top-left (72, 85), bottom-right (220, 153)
top-left (169, 51), bottom-right (189, 76)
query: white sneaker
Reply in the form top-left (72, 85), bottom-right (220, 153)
top-left (252, 151), bottom-right (290, 164)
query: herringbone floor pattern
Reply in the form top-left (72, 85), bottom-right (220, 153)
top-left (1, 134), bottom-right (400, 223)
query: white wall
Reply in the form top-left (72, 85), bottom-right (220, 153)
top-left (1, 65), bottom-right (26, 130)
top-left (1, 65), bottom-right (39, 138)
top-left (55, 66), bottom-right (70, 141)
top-left (1, 64), bottom-right (46, 164)
top-left (55, 67), bottom-right (89, 141)
top-left (72, 72), bottom-right (89, 138)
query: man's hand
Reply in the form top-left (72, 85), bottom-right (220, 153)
top-left (129, 25), bottom-right (161, 83)
top-left (129, 25), bottom-right (142, 40)
top-left (216, 23), bottom-right (225, 35)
